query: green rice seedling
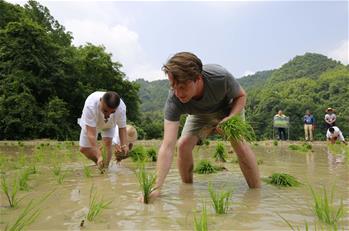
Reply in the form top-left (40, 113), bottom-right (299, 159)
top-left (273, 140), bottom-right (278, 146)
top-left (218, 116), bottom-right (256, 143)
top-left (146, 147), bottom-right (157, 162)
top-left (194, 160), bottom-right (224, 174)
top-left (257, 159), bottom-right (264, 165)
top-left (85, 185), bottom-right (112, 222)
top-left (129, 145), bottom-right (147, 162)
top-left (309, 186), bottom-right (344, 226)
top-left (56, 171), bottom-right (68, 184)
top-left (203, 139), bottom-right (210, 146)
top-left (214, 142), bottom-right (227, 162)
top-left (83, 165), bottom-right (92, 178)
top-left (288, 143), bottom-right (311, 152)
top-left (278, 214), bottom-right (310, 231)
top-left (194, 204), bottom-right (208, 231)
top-left (19, 170), bottom-right (31, 191)
top-left (51, 164), bottom-right (62, 176)
top-left (264, 173), bottom-right (301, 187)
top-left (208, 184), bottom-right (232, 214)
top-left (1, 175), bottom-right (20, 208)
top-left (135, 162), bottom-right (157, 204)
top-left (4, 190), bottom-right (53, 231)
top-left (27, 164), bottom-right (38, 175)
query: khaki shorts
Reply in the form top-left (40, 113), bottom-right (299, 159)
top-left (181, 109), bottom-right (246, 140)
top-left (79, 127), bottom-right (115, 147)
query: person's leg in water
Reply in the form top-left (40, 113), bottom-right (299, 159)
top-left (231, 140), bottom-right (261, 188)
top-left (177, 135), bottom-right (199, 183)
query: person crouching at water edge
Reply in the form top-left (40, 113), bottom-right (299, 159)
top-left (78, 91), bottom-right (128, 171)
top-left (326, 126), bottom-right (347, 145)
top-left (146, 52), bottom-right (261, 202)
top-left (112, 124), bottom-right (138, 163)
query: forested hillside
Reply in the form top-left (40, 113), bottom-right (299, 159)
top-left (0, 0), bottom-right (140, 140)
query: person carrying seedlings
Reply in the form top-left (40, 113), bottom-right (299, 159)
top-left (326, 126), bottom-right (347, 145)
top-left (303, 110), bottom-right (315, 141)
top-left (274, 110), bottom-right (287, 140)
top-left (78, 91), bottom-right (128, 170)
top-left (146, 52), bottom-right (261, 202)
top-left (324, 107), bottom-right (336, 129)
top-left (112, 124), bottom-right (138, 163)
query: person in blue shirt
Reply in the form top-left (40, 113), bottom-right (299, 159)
top-left (304, 110), bottom-right (315, 141)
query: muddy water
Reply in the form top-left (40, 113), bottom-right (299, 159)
top-left (0, 141), bottom-right (348, 230)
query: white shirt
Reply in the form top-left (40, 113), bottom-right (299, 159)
top-left (112, 125), bottom-right (120, 145)
top-left (79, 91), bottom-right (126, 131)
top-left (326, 126), bottom-right (345, 141)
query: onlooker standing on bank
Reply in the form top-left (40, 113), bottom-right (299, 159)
top-left (304, 110), bottom-right (315, 141)
top-left (324, 108), bottom-right (336, 129)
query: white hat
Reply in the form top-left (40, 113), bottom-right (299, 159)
top-left (126, 125), bottom-right (138, 143)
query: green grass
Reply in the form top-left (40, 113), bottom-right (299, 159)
top-left (218, 116), bottom-right (256, 143)
top-left (194, 204), bottom-right (208, 231)
top-left (83, 165), bottom-right (92, 177)
top-left (86, 185), bottom-right (112, 222)
top-left (1, 175), bottom-right (21, 208)
top-left (194, 160), bottom-right (225, 174)
top-left (264, 173), bottom-right (301, 187)
top-left (208, 184), bottom-right (232, 214)
top-left (135, 162), bottom-right (157, 204)
top-left (309, 186), bottom-right (344, 226)
top-left (214, 142), bottom-right (227, 162)
top-left (146, 147), bottom-right (157, 162)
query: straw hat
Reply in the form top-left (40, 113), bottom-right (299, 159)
top-left (326, 107), bottom-right (335, 113)
top-left (126, 125), bottom-right (138, 143)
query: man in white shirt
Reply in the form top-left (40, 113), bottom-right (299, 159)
top-left (326, 126), bottom-right (347, 145)
top-left (79, 91), bottom-right (129, 170)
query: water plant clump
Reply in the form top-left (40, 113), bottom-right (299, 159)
top-left (264, 173), bottom-right (301, 187)
top-left (85, 186), bottom-right (112, 222)
top-left (194, 204), bottom-right (208, 231)
top-left (288, 143), bottom-right (312, 152)
top-left (214, 142), bottom-right (227, 162)
top-left (135, 162), bottom-right (157, 204)
top-left (129, 145), bottom-right (147, 162)
top-left (218, 116), bottom-right (256, 143)
top-left (208, 184), bottom-right (232, 214)
top-left (309, 186), bottom-right (344, 226)
top-left (146, 147), bottom-right (157, 162)
top-left (273, 140), bottom-right (278, 146)
top-left (1, 175), bottom-right (20, 208)
top-left (194, 160), bottom-right (224, 174)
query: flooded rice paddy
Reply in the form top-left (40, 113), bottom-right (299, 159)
top-left (0, 140), bottom-right (348, 230)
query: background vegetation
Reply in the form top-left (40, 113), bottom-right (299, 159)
top-left (1, 0), bottom-right (348, 141)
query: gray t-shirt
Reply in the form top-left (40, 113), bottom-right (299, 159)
top-left (164, 64), bottom-right (241, 121)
